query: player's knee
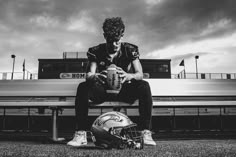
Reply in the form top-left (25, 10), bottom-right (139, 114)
top-left (139, 80), bottom-right (151, 91)
top-left (76, 82), bottom-right (88, 95)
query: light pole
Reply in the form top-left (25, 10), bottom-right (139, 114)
top-left (11, 54), bottom-right (16, 80)
top-left (195, 55), bottom-right (199, 79)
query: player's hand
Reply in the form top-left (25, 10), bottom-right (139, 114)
top-left (96, 70), bottom-right (107, 84)
top-left (116, 67), bottom-right (133, 84)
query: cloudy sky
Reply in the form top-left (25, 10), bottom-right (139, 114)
top-left (0, 0), bottom-right (236, 76)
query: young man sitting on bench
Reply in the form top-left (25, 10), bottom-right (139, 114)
top-left (67, 17), bottom-right (156, 147)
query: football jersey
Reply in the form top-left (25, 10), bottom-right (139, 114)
top-left (87, 42), bottom-right (140, 73)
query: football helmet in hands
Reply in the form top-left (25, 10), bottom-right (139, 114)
top-left (91, 111), bottom-right (143, 149)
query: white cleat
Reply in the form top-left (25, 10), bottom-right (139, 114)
top-left (142, 129), bottom-right (156, 146)
top-left (67, 131), bottom-right (88, 147)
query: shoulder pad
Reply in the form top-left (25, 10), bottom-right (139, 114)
top-left (122, 42), bottom-right (140, 59)
top-left (123, 42), bottom-right (138, 50)
top-left (87, 43), bottom-right (106, 61)
top-left (88, 45), bottom-right (100, 53)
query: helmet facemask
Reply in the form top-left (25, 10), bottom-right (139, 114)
top-left (91, 112), bottom-right (144, 149)
top-left (93, 123), bottom-right (143, 149)
top-left (113, 123), bottom-right (143, 149)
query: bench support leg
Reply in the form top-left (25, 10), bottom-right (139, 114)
top-left (197, 107), bottom-right (200, 130)
top-left (27, 108), bottom-right (30, 131)
top-left (220, 107), bottom-right (223, 131)
top-left (3, 107), bottom-right (6, 130)
top-left (172, 107), bottom-right (176, 130)
top-left (51, 107), bottom-right (65, 142)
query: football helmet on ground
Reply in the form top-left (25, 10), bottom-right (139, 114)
top-left (91, 111), bottom-right (143, 149)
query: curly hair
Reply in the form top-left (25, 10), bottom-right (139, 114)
top-left (102, 17), bottom-right (125, 41)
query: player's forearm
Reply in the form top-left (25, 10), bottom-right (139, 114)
top-left (129, 72), bottom-right (143, 81)
top-left (86, 72), bottom-right (97, 81)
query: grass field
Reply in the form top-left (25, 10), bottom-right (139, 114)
top-left (0, 139), bottom-right (236, 157)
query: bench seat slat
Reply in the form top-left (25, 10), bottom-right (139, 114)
top-left (153, 101), bottom-right (236, 107)
top-left (1, 79), bottom-right (236, 97)
top-left (0, 101), bottom-right (236, 107)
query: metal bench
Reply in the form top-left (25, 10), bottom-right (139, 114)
top-left (1, 79), bottom-right (236, 141)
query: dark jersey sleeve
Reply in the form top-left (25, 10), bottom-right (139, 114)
top-left (125, 43), bottom-right (140, 61)
top-left (87, 46), bottom-right (98, 62)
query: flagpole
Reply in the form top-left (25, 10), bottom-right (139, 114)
top-left (179, 59), bottom-right (186, 79)
top-left (23, 59), bottom-right (25, 80)
top-left (23, 70), bottom-right (25, 80)
top-left (183, 64), bottom-right (186, 79)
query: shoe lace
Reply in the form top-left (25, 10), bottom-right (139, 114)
top-left (72, 132), bottom-right (85, 141)
top-left (143, 130), bottom-right (153, 140)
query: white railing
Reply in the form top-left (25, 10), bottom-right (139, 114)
top-left (172, 71), bottom-right (236, 79)
top-left (0, 72), bottom-right (38, 80)
top-left (0, 71), bottom-right (236, 80)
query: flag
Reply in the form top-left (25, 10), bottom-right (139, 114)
top-left (23, 59), bottom-right (25, 71)
top-left (179, 59), bottom-right (184, 66)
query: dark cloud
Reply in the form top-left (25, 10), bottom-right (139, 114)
top-left (0, 0), bottom-right (236, 73)
top-left (140, 0), bottom-right (236, 49)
